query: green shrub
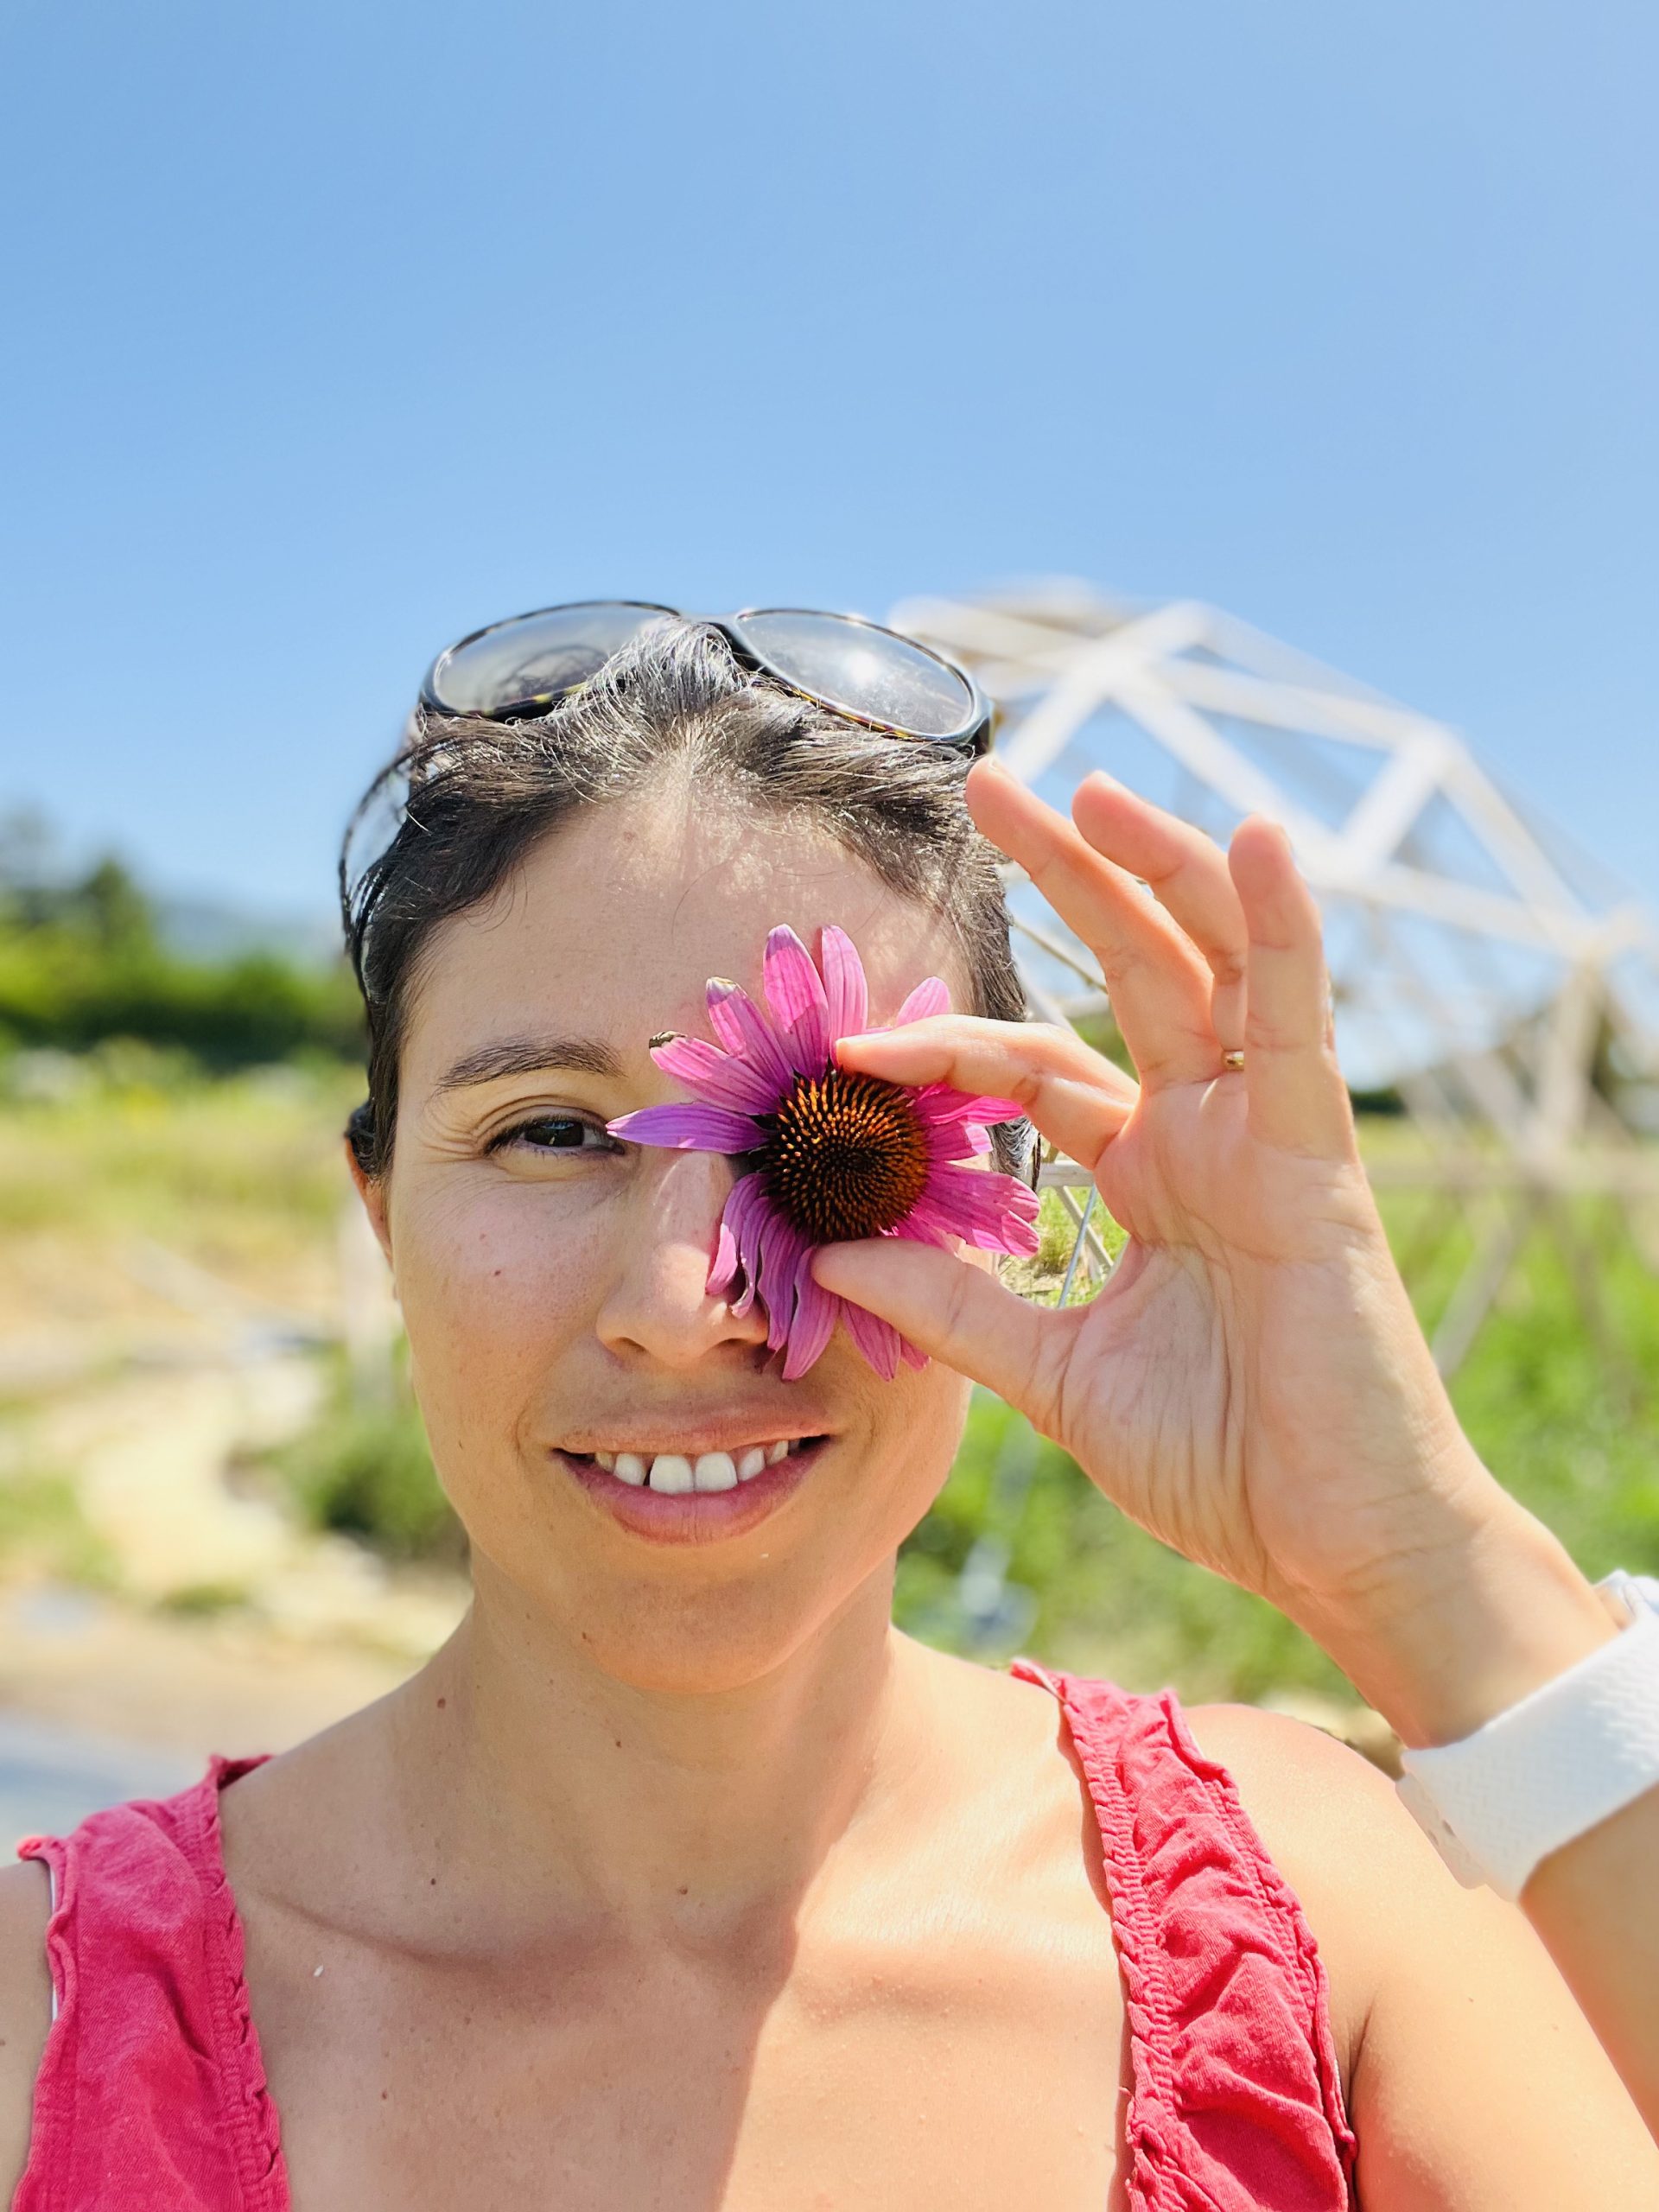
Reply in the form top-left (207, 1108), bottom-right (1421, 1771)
top-left (270, 1362), bottom-right (465, 1566)
top-left (0, 842), bottom-right (364, 1068)
top-left (0, 931), bottom-right (364, 1066)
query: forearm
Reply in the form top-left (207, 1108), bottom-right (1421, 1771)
top-left (1305, 1482), bottom-right (1659, 2139)
top-left (1522, 1783), bottom-right (1659, 2139)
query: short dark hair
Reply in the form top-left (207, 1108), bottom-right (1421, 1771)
top-left (340, 619), bottom-right (1029, 1179)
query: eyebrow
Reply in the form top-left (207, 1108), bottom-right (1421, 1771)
top-left (432, 1034), bottom-right (626, 1095)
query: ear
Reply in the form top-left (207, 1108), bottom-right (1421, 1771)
top-left (346, 1140), bottom-right (394, 1268)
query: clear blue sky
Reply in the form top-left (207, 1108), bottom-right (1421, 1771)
top-left (3, 0), bottom-right (1655, 922)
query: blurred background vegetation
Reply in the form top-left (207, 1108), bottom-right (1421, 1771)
top-left (0, 812), bottom-right (362, 1068)
top-left (3, 814), bottom-right (1656, 1727)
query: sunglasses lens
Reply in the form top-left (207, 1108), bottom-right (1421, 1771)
top-left (430, 602), bottom-right (673, 718)
top-left (340, 758), bottom-right (410, 925)
top-left (737, 610), bottom-right (976, 741)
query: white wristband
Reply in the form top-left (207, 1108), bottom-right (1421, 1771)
top-left (1395, 1570), bottom-right (1659, 1901)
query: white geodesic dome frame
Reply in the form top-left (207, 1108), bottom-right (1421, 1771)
top-left (891, 582), bottom-right (1659, 1380)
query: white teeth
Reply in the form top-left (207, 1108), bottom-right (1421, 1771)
top-left (598, 1443), bottom-right (811, 1491)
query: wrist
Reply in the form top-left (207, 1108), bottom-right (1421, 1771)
top-left (1301, 1479), bottom-right (1618, 1748)
top-left (1395, 1575), bottom-right (1659, 1898)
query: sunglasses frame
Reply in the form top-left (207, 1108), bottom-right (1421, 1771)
top-left (419, 599), bottom-right (995, 755)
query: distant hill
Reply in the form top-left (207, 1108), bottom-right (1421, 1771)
top-left (151, 892), bottom-right (340, 966)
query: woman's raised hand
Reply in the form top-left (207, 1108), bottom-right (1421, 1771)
top-left (811, 757), bottom-right (1514, 1674)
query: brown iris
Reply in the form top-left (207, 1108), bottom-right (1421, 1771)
top-left (757, 1067), bottom-right (932, 1242)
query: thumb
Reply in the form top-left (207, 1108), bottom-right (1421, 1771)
top-left (810, 1236), bottom-right (1060, 1424)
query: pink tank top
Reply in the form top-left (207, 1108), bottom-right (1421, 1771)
top-left (10, 1671), bottom-right (1357, 2209)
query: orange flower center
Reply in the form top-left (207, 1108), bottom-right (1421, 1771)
top-left (759, 1067), bottom-right (932, 1243)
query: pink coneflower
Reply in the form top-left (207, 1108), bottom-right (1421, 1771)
top-left (607, 925), bottom-right (1039, 1381)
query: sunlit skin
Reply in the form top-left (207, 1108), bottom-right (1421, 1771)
top-left (384, 781), bottom-right (989, 1695)
top-left (0, 762), bottom-right (1652, 2206)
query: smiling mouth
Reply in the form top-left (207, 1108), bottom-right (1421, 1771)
top-left (562, 1439), bottom-right (825, 1495)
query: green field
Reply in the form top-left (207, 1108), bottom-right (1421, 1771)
top-left (3, 1054), bottom-right (1655, 1710)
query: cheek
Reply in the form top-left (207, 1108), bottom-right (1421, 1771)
top-left (389, 1177), bottom-right (607, 1438)
top-left (847, 1360), bottom-right (974, 1541)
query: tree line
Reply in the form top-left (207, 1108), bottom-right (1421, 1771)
top-left (0, 821), bottom-right (363, 1066)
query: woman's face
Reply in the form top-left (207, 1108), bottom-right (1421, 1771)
top-left (366, 786), bottom-right (981, 1693)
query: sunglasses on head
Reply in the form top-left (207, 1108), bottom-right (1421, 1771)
top-left (419, 600), bottom-right (994, 754)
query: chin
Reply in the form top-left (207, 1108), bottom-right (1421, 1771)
top-left (515, 1529), bottom-right (899, 1697)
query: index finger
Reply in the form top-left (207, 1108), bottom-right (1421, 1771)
top-left (967, 759), bottom-right (1223, 1089)
top-left (836, 1014), bottom-right (1140, 1173)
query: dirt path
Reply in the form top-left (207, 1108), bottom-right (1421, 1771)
top-left (0, 1580), bottom-right (424, 1760)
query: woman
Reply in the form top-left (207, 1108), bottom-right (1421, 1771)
top-left (0, 607), bottom-right (1653, 2209)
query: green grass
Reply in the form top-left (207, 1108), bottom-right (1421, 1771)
top-left (0, 1048), bottom-right (359, 1235)
top-left (0, 1464), bottom-right (118, 1588)
top-left (265, 1353), bottom-right (467, 1567)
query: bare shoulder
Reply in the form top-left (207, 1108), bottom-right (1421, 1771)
top-left (0, 1859), bottom-right (53, 2195)
top-left (1184, 1701), bottom-right (1659, 2203)
top-left (1182, 1696), bottom-right (1398, 1834)
top-left (911, 1643), bottom-right (1087, 1800)
top-left (906, 1644), bottom-right (1120, 1897)
top-left (1181, 1699), bottom-right (1413, 1912)
top-left (1179, 1702), bottom-right (1408, 2072)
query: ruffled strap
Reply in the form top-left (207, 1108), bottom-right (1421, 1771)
top-left (179, 1754), bottom-right (289, 2204)
top-left (1012, 1662), bottom-right (1357, 2211)
top-left (15, 1752), bottom-right (288, 2211)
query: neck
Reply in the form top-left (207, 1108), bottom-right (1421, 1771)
top-left (390, 1551), bottom-right (943, 1935)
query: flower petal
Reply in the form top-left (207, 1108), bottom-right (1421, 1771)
top-left (782, 1262), bottom-right (839, 1380)
top-left (755, 1205), bottom-right (809, 1351)
top-left (763, 925), bottom-right (830, 1074)
top-left (937, 1121), bottom-right (993, 1157)
top-left (818, 925), bottom-right (868, 1043)
top-left (706, 979), bottom-right (794, 1095)
top-left (912, 1084), bottom-right (1027, 1129)
top-left (894, 976), bottom-right (950, 1026)
top-left (840, 1297), bottom-right (902, 1382)
top-left (707, 1170), bottom-right (769, 1301)
top-left (607, 1103), bottom-right (760, 1154)
top-left (913, 1162), bottom-right (1040, 1254)
top-left (728, 1188), bottom-right (777, 1321)
top-left (890, 1207), bottom-right (957, 1249)
top-left (652, 1036), bottom-right (779, 1114)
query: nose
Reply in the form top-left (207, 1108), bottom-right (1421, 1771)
top-left (594, 1147), bottom-right (772, 1369)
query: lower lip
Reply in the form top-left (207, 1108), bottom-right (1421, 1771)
top-left (556, 1441), bottom-right (825, 1543)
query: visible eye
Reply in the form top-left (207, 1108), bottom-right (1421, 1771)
top-left (491, 1115), bottom-right (619, 1157)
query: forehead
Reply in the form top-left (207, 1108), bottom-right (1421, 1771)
top-left (402, 789), bottom-right (966, 1087)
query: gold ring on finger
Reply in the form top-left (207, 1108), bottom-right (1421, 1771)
top-left (1220, 1048), bottom-right (1245, 1071)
